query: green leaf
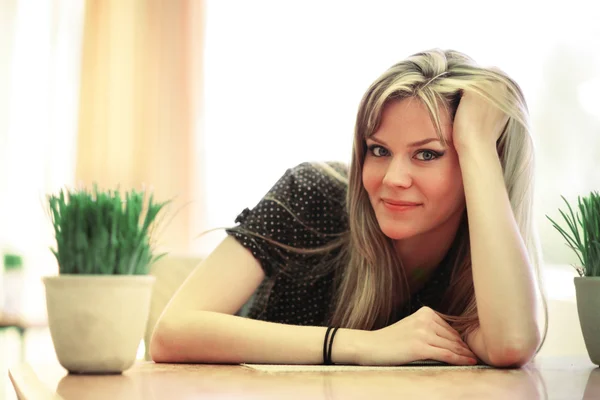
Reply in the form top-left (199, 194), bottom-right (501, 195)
top-left (548, 191), bottom-right (600, 277)
top-left (47, 184), bottom-right (170, 275)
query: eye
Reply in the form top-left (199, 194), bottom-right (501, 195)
top-left (414, 149), bottom-right (444, 161)
top-left (367, 145), bottom-right (390, 157)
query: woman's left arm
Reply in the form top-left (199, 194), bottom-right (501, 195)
top-left (453, 87), bottom-right (541, 367)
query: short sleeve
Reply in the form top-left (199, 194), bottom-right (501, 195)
top-left (226, 161), bottom-right (348, 278)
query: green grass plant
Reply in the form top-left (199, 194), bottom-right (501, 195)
top-left (546, 191), bottom-right (600, 277)
top-left (48, 185), bottom-right (170, 275)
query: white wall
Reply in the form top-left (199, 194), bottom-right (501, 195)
top-left (199, 0), bottom-right (600, 268)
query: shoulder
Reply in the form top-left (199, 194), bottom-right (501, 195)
top-left (233, 160), bottom-right (349, 228)
top-left (266, 161), bottom-right (348, 207)
top-left (274, 161), bottom-right (347, 188)
top-left (226, 161), bottom-right (349, 277)
top-left (292, 161), bottom-right (349, 180)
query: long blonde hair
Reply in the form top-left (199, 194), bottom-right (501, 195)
top-left (328, 48), bottom-right (547, 349)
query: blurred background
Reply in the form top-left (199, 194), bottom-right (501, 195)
top-left (0, 0), bottom-right (599, 398)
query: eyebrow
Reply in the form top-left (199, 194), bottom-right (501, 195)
top-left (368, 136), bottom-right (443, 147)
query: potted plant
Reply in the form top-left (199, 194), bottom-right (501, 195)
top-left (547, 191), bottom-right (600, 365)
top-left (1, 252), bottom-right (25, 319)
top-left (44, 186), bottom-right (169, 374)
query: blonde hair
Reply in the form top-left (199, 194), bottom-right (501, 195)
top-left (226, 48), bottom-right (547, 353)
top-left (329, 48), bottom-right (547, 351)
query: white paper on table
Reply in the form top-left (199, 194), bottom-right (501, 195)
top-left (242, 361), bottom-right (491, 373)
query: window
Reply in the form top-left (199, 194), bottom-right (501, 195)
top-left (201, 1), bottom-right (600, 278)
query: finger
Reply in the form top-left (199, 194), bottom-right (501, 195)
top-left (427, 334), bottom-right (477, 360)
top-left (425, 336), bottom-right (478, 365)
top-left (432, 324), bottom-right (472, 356)
top-left (434, 312), bottom-right (464, 343)
top-left (430, 321), bottom-right (462, 345)
top-left (430, 314), bottom-right (466, 345)
top-left (430, 310), bottom-right (458, 334)
top-left (425, 346), bottom-right (478, 366)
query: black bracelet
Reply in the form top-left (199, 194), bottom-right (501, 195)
top-left (323, 327), bottom-right (333, 365)
top-left (324, 327), bottom-right (340, 365)
top-left (327, 327), bottom-right (340, 365)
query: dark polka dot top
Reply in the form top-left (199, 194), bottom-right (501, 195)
top-left (226, 162), bottom-right (453, 328)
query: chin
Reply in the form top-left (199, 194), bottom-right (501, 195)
top-left (378, 223), bottom-right (421, 240)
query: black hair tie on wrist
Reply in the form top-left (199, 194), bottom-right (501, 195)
top-left (323, 327), bottom-right (340, 365)
top-left (323, 327), bottom-right (333, 365)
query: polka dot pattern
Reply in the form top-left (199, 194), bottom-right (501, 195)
top-left (226, 162), bottom-right (452, 327)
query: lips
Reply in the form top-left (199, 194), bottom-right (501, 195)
top-left (381, 199), bottom-right (421, 206)
top-left (381, 199), bottom-right (421, 213)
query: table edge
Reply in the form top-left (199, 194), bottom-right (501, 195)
top-left (8, 363), bottom-right (64, 400)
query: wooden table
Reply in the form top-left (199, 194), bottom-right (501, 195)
top-left (8, 356), bottom-right (599, 400)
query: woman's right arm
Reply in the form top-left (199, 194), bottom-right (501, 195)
top-left (150, 236), bottom-right (477, 365)
top-left (149, 236), bottom-right (364, 364)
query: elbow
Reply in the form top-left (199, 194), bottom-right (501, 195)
top-left (150, 313), bottom-right (214, 363)
top-left (149, 319), bottom-right (176, 363)
top-left (486, 334), bottom-right (540, 368)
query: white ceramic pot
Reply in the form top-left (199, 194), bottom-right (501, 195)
top-left (43, 275), bottom-right (155, 374)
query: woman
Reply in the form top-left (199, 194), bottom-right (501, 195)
top-left (151, 48), bottom-right (547, 367)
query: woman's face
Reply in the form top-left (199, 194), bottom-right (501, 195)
top-left (362, 97), bottom-right (465, 241)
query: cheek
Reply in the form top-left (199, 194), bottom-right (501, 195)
top-left (424, 165), bottom-right (464, 205)
top-left (362, 160), bottom-right (380, 196)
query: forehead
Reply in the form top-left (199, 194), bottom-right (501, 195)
top-left (373, 97), bottom-right (452, 142)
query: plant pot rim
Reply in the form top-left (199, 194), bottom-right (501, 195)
top-left (574, 276), bottom-right (600, 280)
top-left (42, 274), bottom-right (155, 282)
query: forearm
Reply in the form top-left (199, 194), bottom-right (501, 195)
top-left (457, 143), bottom-right (539, 356)
top-left (150, 310), bottom-right (364, 365)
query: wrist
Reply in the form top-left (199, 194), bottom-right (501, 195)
top-left (455, 139), bottom-right (498, 160)
top-left (330, 328), bottom-right (369, 365)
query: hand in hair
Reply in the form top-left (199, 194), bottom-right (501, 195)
top-left (452, 80), bottom-right (510, 155)
top-left (357, 306), bottom-right (478, 366)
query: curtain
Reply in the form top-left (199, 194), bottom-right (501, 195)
top-left (0, 0), bottom-right (205, 323)
top-left (75, 0), bottom-right (206, 254)
top-left (0, 0), bottom-right (85, 321)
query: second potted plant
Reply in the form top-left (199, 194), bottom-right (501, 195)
top-left (547, 190), bottom-right (600, 365)
top-left (45, 186), bottom-right (169, 374)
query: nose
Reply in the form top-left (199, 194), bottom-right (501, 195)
top-left (382, 156), bottom-right (413, 188)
